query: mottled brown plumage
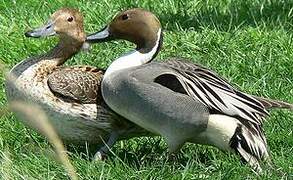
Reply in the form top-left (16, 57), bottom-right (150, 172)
top-left (48, 66), bottom-right (104, 104)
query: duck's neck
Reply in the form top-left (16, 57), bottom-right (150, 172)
top-left (10, 39), bottom-right (84, 78)
top-left (43, 40), bottom-right (83, 66)
top-left (104, 28), bottom-right (162, 78)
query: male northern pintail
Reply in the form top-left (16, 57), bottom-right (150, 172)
top-left (86, 8), bottom-right (293, 171)
top-left (5, 8), bottom-right (148, 159)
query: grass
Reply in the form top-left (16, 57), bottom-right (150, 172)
top-left (0, 0), bottom-right (293, 179)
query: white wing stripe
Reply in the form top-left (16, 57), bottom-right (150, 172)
top-left (168, 67), bottom-right (267, 125)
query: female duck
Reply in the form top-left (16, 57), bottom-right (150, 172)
top-left (5, 8), bottom-right (147, 159)
top-left (86, 8), bottom-right (292, 171)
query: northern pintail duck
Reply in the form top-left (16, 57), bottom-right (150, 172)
top-left (5, 8), bottom-right (149, 159)
top-left (86, 8), bottom-right (293, 171)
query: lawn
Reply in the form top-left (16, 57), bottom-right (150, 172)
top-left (0, 0), bottom-right (293, 179)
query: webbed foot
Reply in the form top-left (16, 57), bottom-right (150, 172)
top-left (92, 132), bottom-right (118, 162)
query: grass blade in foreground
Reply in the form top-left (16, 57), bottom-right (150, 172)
top-left (9, 100), bottom-right (78, 180)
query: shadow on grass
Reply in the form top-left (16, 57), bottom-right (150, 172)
top-left (67, 137), bottom-right (215, 169)
top-left (156, 1), bottom-right (293, 32)
top-left (111, 141), bottom-right (216, 170)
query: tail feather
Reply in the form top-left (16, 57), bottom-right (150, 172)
top-left (237, 145), bottom-right (261, 171)
top-left (254, 96), bottom-right (293, 110)
top-left (229, 124), bottom-right (269, 172)
top-left (205, 115), bottom-right (269, 172)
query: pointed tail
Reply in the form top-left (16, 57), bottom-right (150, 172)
top-left (254, 96), bottom-right (293, 110)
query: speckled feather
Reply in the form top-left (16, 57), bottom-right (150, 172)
top-left (48, 66), bottom-right (104, 104)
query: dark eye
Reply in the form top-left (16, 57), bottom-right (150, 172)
top-left (121, 14), bottom-right (129, 20)
top-left (67, 17), bottom-right (74, 22)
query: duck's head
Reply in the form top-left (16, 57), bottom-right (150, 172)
top-left (25, 8), bottom-right (85, 44)
top-left (86, 8), bottom-right (163, 53)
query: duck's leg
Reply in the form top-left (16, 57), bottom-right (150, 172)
top-left (167, 139), bottom-right (185, 154)
top-left (93, 132), bottom-right (118, 161)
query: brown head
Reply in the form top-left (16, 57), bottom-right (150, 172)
top-left (86, 8), bottom-right (162, 53)
top-left (25, 8), bottom-right (85, 45)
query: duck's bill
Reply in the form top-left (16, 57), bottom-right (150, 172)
top-left (25, 20), bottom-right (56, 38)
top-left (86, 26), bottom-right (113, 43)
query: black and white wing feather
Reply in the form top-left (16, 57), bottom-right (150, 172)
top-left (161, 59), bottom-right (269, 125)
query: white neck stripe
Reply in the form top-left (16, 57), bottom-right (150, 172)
top-left (104, 28), bottom-right (162, 78)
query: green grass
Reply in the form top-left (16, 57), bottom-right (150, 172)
top-left (1, 0), bottom-right (293, 179)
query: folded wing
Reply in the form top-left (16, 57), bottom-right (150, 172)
top-left (159, 59), bottom-right (269, 125)
top-left (47, 66), bottom-right (104, 104)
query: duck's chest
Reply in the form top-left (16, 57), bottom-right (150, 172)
top-left (6, 61), bottom-right (57, 103)
top-left (101, 71), bottom-right (129, 102)
top-left (17, 62), bottom-right (56, 94)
